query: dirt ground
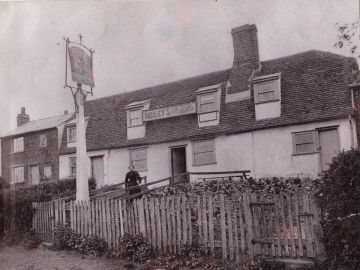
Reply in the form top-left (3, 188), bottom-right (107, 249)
top-left (0, 245), bottom-right (141, 270)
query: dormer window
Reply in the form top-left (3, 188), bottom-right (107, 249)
top-left (67, 125), bottom-right (76, 143)
top-left (129, 109), bottom-right (143, 127)
top-left (253, 73), bottom-right (281, 120)
top-left (126, 100), bottom-right (151, 140)
top-left (196, 83), bottom-right (222, 126)
top-left (253, 73), bottom-right (281, 104)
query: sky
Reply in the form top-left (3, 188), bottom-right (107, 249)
top-left (0, 0), bottom-right (358, 135)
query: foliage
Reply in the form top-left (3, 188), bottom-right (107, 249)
top-left (115, 234), bottom-right (155, 263)
top-left (334, 22), bottom-right (360, 58)
top-left (2, 178), bottom-right (96, 234)
top-left (2, 229), bottom-right (41, 249)
top-left (316, 149), bottom-right (360, 270)
top-left (147, 177), bottom-right (314, 199)
top-left (53, 224), bottom-right (107, 256)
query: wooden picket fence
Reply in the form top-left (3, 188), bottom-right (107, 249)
top-left (32, 190), bottom-right (323, 262)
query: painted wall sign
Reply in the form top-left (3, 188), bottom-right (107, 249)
top-left (143, 102), bottom-right (196, 122)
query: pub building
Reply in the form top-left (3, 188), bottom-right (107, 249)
top-left (57, 24), bottom-right (359, 188)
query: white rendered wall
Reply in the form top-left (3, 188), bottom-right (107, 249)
top-left (59, 118), bottom-right (355, 187)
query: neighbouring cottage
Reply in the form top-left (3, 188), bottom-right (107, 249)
top-left (0, 108), bottom-right (72, 186)
top-left (54, 25), bottom-right (360, 187)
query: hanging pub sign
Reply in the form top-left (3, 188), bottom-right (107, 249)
top-left (143, 102), bottom-right (197, 122)
top-left (68, 46), bottom-right (94, 87)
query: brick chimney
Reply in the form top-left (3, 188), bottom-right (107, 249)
top-left (17, 107), bottom-right (30, 127)
top-left (228, 24), bottom-right (260, 94)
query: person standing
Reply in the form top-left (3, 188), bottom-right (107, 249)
top-left (125, 164), bottom-right (142, 202)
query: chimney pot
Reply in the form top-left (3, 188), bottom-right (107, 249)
top-left (64, 110), bottom-right (68, 115)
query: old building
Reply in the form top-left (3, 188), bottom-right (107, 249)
top-left (0, 108), bottom-right (72, 186)
top-left (56, 24), bottom-right (358, 187)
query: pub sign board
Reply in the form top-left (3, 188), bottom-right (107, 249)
top-left (68, 46), bottom-right (94, 87)
top-left (143, 102), bottom-right (196, 122)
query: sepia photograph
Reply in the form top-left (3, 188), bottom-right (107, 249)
top-left (0, 0), bottom-right (359, 269)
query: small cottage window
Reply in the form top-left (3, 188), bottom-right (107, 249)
top-left (67, 125), bottom-right (76, 143)
top-left (44, 165), bottom-right (52, 178)
top-left (196, 85), bottom-right (221, 124)
top-left (193, 139), bottom-right (216, 166)
top-left (69, 157), bottom-right (76, 177)
top-left (253, 74), bottom-right (281, 104)
top-left (13, 137), bottom-right (24, 153)
top-left (39, 134), bottom-right (47, 147)
top-left (293, 131), bottom-right (317, 155)
top-left (129, 109), bottom-right (143, 127)
top-left (11, 166), bottom-right (25, 183)
top-left (129, 148), bottom-right (147, 172)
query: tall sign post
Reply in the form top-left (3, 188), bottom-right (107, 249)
top-left (64, 35), bottom-right (95, 202)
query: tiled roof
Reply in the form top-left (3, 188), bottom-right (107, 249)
top-left (2, 113), bottom-right (73, 138)
top-left (59, 50), bottom-right (357, 154)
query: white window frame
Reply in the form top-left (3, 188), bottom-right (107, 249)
top-left (13, 137), bottom-right (24, 153)
top-left (43, 165), bottom-right (52, 179)
top-left (69, 157), bottom-right (76, 177)
top-left (129, 148), bottom-right (147, 172)
top-left (67, 125), bottom-right (76, 143)
top-left (292, 130), bottom-right (318, 155)
top-left (11, 165), bottom-right (25, 184)
top-left (192, 139), bottom-right (217, 166)
top-left (253, 74), bottom-right (281, 104)
top-left (196, 90), bottom-right (220, 123)
top-left (39, 134), bottom-right (47, 147)
top-left (128, 109), bottom-right (143, 127)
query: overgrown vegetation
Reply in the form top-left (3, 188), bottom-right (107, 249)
top-left (114, 234), bottom-right (155, 263)
top-left (2, 178), bottom-right (95, 234)
top-left (2, 229), bottom-right (41, 249)
top-left (53, 224), bottom-right (107, 256)
top-left (316, 149), bottom-right (360, 270)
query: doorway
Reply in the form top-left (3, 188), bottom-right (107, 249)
top-left (171, 146), bottom-right (187, 183)
top-left (318, 128), bottom-right (340, 171)
top-left (91, 156), bottom-right (104, 188)
top-left (29, 165), bottom-right (40, 185)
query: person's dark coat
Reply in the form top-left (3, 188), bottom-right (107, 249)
top-left (125, 170), bottom-right (142, 200)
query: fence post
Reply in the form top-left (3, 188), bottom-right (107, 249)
top-left (310, 194), bottom-right (325, 263)
top-left (243, 192), bottom-right (254, 258)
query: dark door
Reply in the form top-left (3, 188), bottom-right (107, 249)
top-left (171, 147), bottom-right (187, 183)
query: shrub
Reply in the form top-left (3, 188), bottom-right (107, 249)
top-left (316, 149), bottom-right (360, 270)
top-left (53, 224), bottom-right (107, 256)
top-left (2, 178), bottom-right (96, 235)
top-left (116, 234), bottom-right (155, 263)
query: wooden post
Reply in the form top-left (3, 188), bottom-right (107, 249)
top-left (220, 193), bottom-right (227, 259)
top-left (243, 193), bottom-right (254, 258)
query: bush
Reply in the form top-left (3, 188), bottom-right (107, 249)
top-left (2, 178), bottom-right (96, 235)
top-left (316, 149), bottom-right (360, 270)
top-left (53, 224), bottom-right (107, 256)
top-left (116, 234), bottom-right (155, 263)
top-left (2, 229), bottom-right (41, 249)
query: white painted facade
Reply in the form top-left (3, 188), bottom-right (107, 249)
top-left (59, 117), bottom-right (357, 188)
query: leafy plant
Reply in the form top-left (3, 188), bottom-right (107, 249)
top-left (53, 224), bottom-right (107, 256)
top-left (316, 149), bottom-right (360, 269)
top-left (116, 234), bottom-right (155, 263)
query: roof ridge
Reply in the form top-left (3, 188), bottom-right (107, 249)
top-left (261, 49), bottom-right (353, 65)
top-left (87, 68), bottom-right (231, 104)
top-left (23, 112), bottom-right (74, 124)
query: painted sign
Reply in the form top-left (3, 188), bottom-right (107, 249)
top-left (143, 102), bottom-right (196, 122)
top-left (68, 46), bottom-right (94, 87)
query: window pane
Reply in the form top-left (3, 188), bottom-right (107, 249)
top-left (194, 152), bottom-right (216, 165)
top-left (258, 91), bottom-right (275, 102)
top-left (14, 137), bottom-right (24, 152)
top-left (13, 166), bottom-right (24, 183)
top-left (44, 166), bottom-right (52, 178)
top-left (133, 159), bottom-right (147, 171)
top-left (296, 142), bottom-right (315, 154)
top-left (199, 112), bottom-right (217, 122)
top-left (200, 93), bottom-right (216, 103)
top-left (193, 140), bottom-right (215, 153)
top-left (295, 132), bottom-right (314, 144)
top-left (200, 103), bottom-right (216, 113)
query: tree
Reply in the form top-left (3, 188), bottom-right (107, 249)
top-left (335, 22), bottom-right (360, 58)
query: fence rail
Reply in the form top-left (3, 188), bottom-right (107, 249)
top-left (32, 189), bottom-right (323, 262)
